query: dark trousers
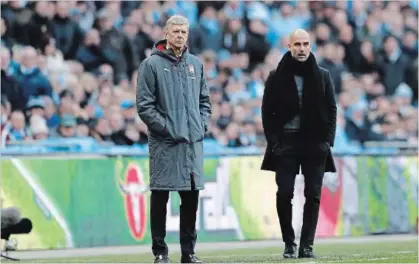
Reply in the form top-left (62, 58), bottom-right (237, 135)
top-left (275, 132), bottom-right (328, 247)
top-left (150, 177), bottom-right (199, 256)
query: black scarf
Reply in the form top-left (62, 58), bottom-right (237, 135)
top-left (265, 51), bottom-right (326, 139)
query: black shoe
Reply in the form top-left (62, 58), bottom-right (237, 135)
top-left (181, 254), bottom-right (202, 263)
top-left (154, 254), bottom-right (170, 263)
top-left (283, 244), bottom-right (297, 258)
top-left (298, 246), bottom-right (316, 258)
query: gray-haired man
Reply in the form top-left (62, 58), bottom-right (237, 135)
top-left (136, 15), bottom-right (211, 263)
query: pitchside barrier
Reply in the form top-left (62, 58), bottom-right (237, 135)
top-left (0, 138), bottom-right (417, 250)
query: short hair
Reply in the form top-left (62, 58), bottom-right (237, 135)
top-left (164, 15), bottom-right (189, 31)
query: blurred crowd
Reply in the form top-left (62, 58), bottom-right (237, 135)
top-left (0, 0), bottom-right (418, 150)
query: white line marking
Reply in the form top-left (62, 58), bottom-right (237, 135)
top-left (11, 159), bottom-right (74, 247)
top-left (200, 250), bottom-right (415, 259)
top-left (367, 257), bottom-right (390, 261)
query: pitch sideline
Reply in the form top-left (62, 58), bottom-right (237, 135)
top-left (6, 234), bottom-right (417, 260)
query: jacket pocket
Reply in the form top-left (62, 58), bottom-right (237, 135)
top-left (150, 113), bottom-right (172, 141)
top-left (188, 109), bottom-right (205, 143)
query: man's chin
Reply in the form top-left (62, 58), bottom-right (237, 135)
top-left (296, 56), bottom-right (308, 62)
top-left (174, 43), bottom-right (185, 49)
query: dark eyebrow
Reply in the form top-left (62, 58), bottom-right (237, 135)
top-left (293, 41), bottom-right (310, 45)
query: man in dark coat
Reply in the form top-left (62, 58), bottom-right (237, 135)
top-left (136, 15), bottom-right (211, 264)
top-left (0, 47), bottom-right (24, 111)
top-left (261, 29), bottom-right (337, 259)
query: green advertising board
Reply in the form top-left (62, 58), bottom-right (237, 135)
top-left (0, 156), bottom-right (417, 250)
top-left (1, 157), bottom-right (244, 249)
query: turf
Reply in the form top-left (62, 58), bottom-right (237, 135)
top-left (12, 239), bottom-right (418, 263)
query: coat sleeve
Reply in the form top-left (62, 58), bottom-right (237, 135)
top-left (199, 63), bottom-right (211, 133)
top-left (324, 70), bottom-right (337, 147)
top-left (261, 71), bottom-right (278, 146)
top-left (136, 60), bottom-right (167, 135)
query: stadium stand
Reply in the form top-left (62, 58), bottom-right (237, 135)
top-left (0, 0), bottom-right (417, 155)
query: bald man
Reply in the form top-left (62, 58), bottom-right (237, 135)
top-left (261, 29), bottom-right (337, 259)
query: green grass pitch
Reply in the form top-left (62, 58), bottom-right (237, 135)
top-left (11, 238), bottom-right (418, 263)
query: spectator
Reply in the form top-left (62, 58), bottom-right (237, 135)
top-left (122, 16), bottom-right (154, 64)
top-left (90, 116), bottom-right (112, 143)
top-left (51, 1), bottom-right (83, 60)
top-left (315, 23), bottom-right (331, 46)
top-left (25, 96), bottom-right (46, 120)
top-left (24, 1), bottom-right (54, 52)
top-left (43, 96), bottom-right (59, 129)
top-left (339, 24), bottom-right (363, 73)
top-left (108, 111), bottom-right (125, 133)
top-left (75, 117), bottom-right (90, 137)
top-left (333, 108), bottom-right (362, 152)
top-left (94, 8), bottom-right (138, 83)
top-left (401, 29), bottom-right (418, 58)
top-left (224, 122), bottom-right (244, 147)
top-left (50, 114), bottom-right (77, 138)
top-left (120, 100), bottom-right (136, 124)
top-left (345, 103), bottom-right (374, 144)
top-left (2, 1), bottom-right (33, 46)
top-left (222, 16), bottom-right (246, 54)
top-left (75, 28), bottom-right (112, 73)
top-left (1, 17), bottom-right (16, 50)
top-left (42, 39), bottom-right (68, 75)
top-left (1, 96), bottom-right (11, 147)
top-left (6, 111), bottom-right (30, 143)
top-left (356, 14), bottom-right (384, 50)
top-left (319, 42), bottom-right (347, 94)
top-left (58, 89), bottom-right (76, 116)
top-left (79, 72), bottom-right (99, 107)
top-left (200, 50), bottom-right (218, 81)
top-left (29, 115), bottom-right (49, 140)
top-left (191, 6), bottom-right (223, 53)
top-left (224, 78), bottom-right (251, 105)
top-left (111, 117), bottom-right (140, 146)
top-left (1, 46), bottom-right (24, 111)
top-left (240, 119), bottom-right (257, 146)
top-left (217, 102), bottom-right (233, 130)
top-left (377, 35), bottom-right (412, 96)
top-left (271, 2), bottom-right (306, 43)
top-left (358, 40), bottom-right (379, 74)
top-left (1, 96), bottom-right (10, 130)
top-left (70, 1), bottom-right (96, 34)
top-left (246, 17), bottom-right (271, 70)
top-left (10, 46), bottom-right (53, 105)
top-left (406, 57), bottom-right (418, 103)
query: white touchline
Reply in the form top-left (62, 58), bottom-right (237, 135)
top-left (11, 159), bottom-right (74, 248)
top-left (367, 257), bottom-right (390, 261)
top-left (199, 250), bottom-right (415, 259)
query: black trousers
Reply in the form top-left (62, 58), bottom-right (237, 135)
top-left (150, 177), bottom-right (199, 256)
top-left (274, 131), bottom-right (328, 247)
